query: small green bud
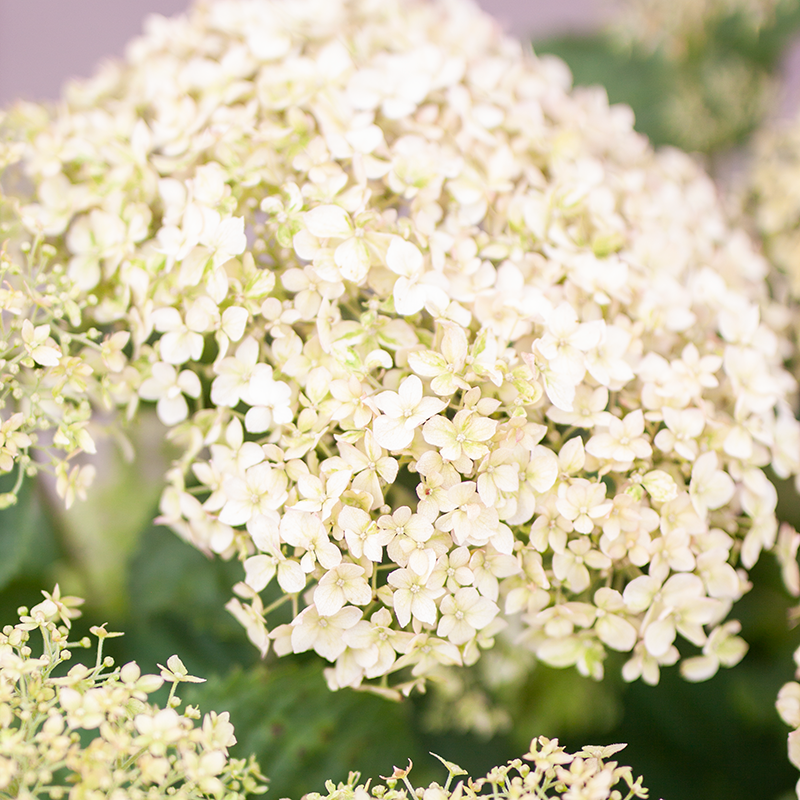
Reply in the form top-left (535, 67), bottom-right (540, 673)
top-left (0, 493), bottom-right (18, 510)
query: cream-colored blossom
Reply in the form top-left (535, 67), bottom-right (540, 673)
top-left (387, 567), bottom-right (446, 628)
top-left (0, 588), bottom-right (266, 797)
top-left (373, 374), bottom-right (447, 452)
top-left (5, 0), bottom-right (799, 696)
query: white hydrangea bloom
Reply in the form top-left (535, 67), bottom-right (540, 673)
top-left (7, 0), bottom-right (800, 695)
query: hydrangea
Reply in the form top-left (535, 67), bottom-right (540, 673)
top-left (748, 109), bottom-right (800, 300)
top-left (0, 583), bottom-right (651, 800)
top-left (307, 742), bottom-right (649, 800)
top-left (777, 644), bottom-right (800, 800)
top-left (0, 586), bottom-right (267, 799)
top-left (4, 0), bottom-right (800, 696)
top-left (610, 0), bottom-right (781, 57)
top-left (0, 140), bottom-right (128, 510)
top-left (607, 0), bottom-right (779, 153)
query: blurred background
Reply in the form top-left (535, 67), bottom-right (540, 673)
top-left (4, 1), bottom-right (800, 799)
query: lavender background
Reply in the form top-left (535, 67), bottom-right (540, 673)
top-left (0, 0), bottom-right (608, 106)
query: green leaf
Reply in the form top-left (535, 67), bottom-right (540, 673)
top-left (0, 476), bottom-right (58, 591)
top-left (184, 661), bottom-right (428, 799)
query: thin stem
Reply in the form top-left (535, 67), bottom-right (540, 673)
top-left (263, 592), bottom-right (292, 616)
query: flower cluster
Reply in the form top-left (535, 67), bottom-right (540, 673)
top-left (0, 586), bottom-right (266, 799)
top-left (607, 0), bottom-right (778, 153)
top-left (748, 109), bottom-right (800, 300)
top-left (306, 740), bottom-right (648, 800)
top-left (777, 643), bottom-right (800, 800)
top-left (609, 0), bottom-right (781, 57)
top-left (6, 0), bottom-right (800, 695)
top-left (0, 130), bottom-right (131, 510)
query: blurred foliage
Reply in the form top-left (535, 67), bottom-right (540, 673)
top-left (183, 662), bottom-right (431, 798)
top-left (533, 3), bottom-right (800, 155)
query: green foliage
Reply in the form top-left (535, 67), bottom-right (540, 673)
top-left (534, 3), bottom-right (800, 155)
top-left (184, 662), bottom-right (429, 799)
top-left (0, 476), bottom-right (59, 593)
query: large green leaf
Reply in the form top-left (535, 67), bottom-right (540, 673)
top-left (0, 476), bottom-right (59, 594)
top-left (185, 661), bottom-right (430, 799)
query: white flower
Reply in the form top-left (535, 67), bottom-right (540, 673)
top-left (689, 452), bottom-right (735, 520)
top-left (372, 374), bottom-right (447, 452)
top-left (293, 469), bottom-right (351, 521)
top-left (593, 587), bottom-right (638, 652)
top-left (17, 0), bottom-right (800, 694)
top-left (199, 210), bottom-right (247, 269)
top-left (552, 539), bottom-right (611, 594)
top-left (341, 608), bottom-right (409, 678)
top-left (386, 237), bottom-right (448, 315)
top-left (211, 337), bottom-right (271, 407)
top-left (387, 567), bottom-right (445, 628)
top-left (680, 620), bottom-right (748, 682)
top-left (151, 307), bottom-right (205, 365)
top-left (243, 369), bottom-right (293, 433)
top-left (435, 482), bottom-right (502, 550)
top-left (534, 302), bottom-right (604, 382)
top-left (407, 322), bottom-right (469, 396)
top-left (336, 431), bottom-right (398, 510)
top-left (290, 604), bottom-right (362, 661)
top-left (624, 573), bottom-right (722, 658)
top-left (776, 523), bottom-right (800, 598)
top-left (547, 385), bottom-right (609, 429)
top-left (622, 641), bottom-right (679, 686)
top-left (655, 407), bottom-right (705, 461)
top-left (139, 362), bottom-right (201, 425)
top-left (436, 587), bottom-right (498, 645)
top-left (219, 464), bottom-right (288, 526)
top-left (313, 564), bottom-right (372, 615)
top-left (338, 505), bottom-right (394, 563)
top-left (556, 480), bottom-right (612, 535)
top-left (422, 409), bottom-right (497, 465)
top-left (778, 681), bottom-right (800, 729)
top-left (280, 509), bottom-right (342, 573)
top-left (586, 409), bottom-right (652, 466)
top-left (384, 505), bottom-right (438, 576)
top-left (21, 320), bottom-right (61, 366)
top-left (476, 448), bottom-right (519, 508)
top-left (429, 547), bottom-right (474, 592)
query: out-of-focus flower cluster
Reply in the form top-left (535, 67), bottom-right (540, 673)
top-left (0, 585), bottom-right (266, 799)
top-left (305, 740), bottom-right (648, 800)
top-left (610, 0), bottom-right (781, 57)
top-left (0, 129), bottom-right (132, 510)
top-left (608, 0), bottom-right (781, 153)
top-left (748, 109), bottom-right (800, 300)
top-left (776, 642), bottom-right (800, 800)
top-left (5, 0), bottom-right (800, 695)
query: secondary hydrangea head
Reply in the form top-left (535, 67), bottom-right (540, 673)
top-left (5, 0), bottom-right (800, 695)
top-left (608, 0), bottom-right (780, 153)
top-left (0, 587), bottom-right (267, 799)
top-left (0, 140), bottom-right (126, 510)
top-left (776, 643), bottom-right (800, 800)
top-left (610, 0), bottom-right (781, 57)
top-left (307, 740), bottom-right (649, 800)
top-left (748, 110), bottom-right (800, 299)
